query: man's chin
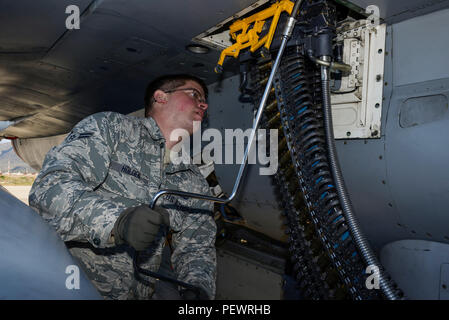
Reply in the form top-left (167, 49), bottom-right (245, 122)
top-left (193, 115), bottom-right (203, 122)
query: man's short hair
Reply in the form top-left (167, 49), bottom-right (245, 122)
top-left (144, 74), bottom-right (208, 116)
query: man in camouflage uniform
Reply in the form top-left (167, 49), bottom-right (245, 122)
top-left (29, 74), bottom-right (216, 300)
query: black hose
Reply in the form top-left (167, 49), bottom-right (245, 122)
top-left (320, 58), bottom-right (400, 300)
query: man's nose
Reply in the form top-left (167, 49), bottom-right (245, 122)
top-left (198, 101), bottom-right (208, 110)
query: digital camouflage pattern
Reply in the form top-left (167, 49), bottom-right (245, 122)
top-left (29, 112), bottom-right (216, 299)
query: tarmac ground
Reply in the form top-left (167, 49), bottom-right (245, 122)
top-left (2, 185), bottom-right (32, 205)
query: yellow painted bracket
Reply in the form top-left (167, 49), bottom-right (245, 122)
top-left (215, 0), bottom-right (294, 73)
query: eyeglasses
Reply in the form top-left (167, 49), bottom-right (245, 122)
top-left (163, 87), bottom-right (207, 104)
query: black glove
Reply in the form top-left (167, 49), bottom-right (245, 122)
top-left (180, 287), bottom-right (210, 300)
top-left (113, 204), bottom-right (170, 251)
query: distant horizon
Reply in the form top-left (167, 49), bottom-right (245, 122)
top-left (0, 139), bottom-right (35, 173)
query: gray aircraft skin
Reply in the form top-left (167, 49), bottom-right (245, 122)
top-left (0, 186), bottom-right (101, 299)
top-left (1, 0), bottom-right (449, 299)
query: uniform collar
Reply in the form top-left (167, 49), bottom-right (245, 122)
top-left (143, 116), bottom-right (165, 141)
top-left (143, 117), bottom-right (201, 176)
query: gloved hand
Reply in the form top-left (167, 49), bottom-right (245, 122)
top-left (113, 204), bottom-right (170, 251)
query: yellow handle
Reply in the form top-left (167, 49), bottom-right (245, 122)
top-left (215, 0), bottom-right (294, 73)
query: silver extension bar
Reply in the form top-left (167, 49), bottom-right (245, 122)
top-left (307, 50), bottom-right (352, 73)
top-left (149, 0), bottom-right (304, 209)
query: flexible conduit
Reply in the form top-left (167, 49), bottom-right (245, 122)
top-left (320, 56), bottom-right (400, 300)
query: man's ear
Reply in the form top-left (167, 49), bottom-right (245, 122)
top-left (153, 89), bottom-right (168, 104)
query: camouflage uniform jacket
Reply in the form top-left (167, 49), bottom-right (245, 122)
top-left (29, 111), bottom-right (217, 299)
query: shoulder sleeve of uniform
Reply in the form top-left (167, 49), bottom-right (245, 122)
top-left (29, 112), bottom-right (132, 248)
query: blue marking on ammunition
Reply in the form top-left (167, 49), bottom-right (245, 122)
top-left (320, 192), bottom-right (328, 200)
top-left (341, 231), bottom-right (350, 241)
top-left (312, 160), bottom-right (320, 167)
top-left (315, 176), bottom-right (323, 184)
top-left (332, 216), bottom-right (343, 224)
top-left (297, 106), bottom-right (308, 114)
top-left (294, 84), bottom-right (302, 91)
